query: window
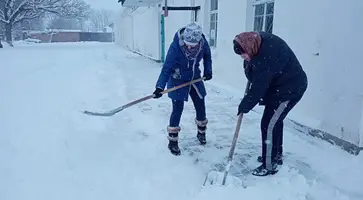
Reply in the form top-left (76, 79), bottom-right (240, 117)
top-left (253, 1), bottom-right (274, 33)
top-left (209, 0), bottom-right (218, 47)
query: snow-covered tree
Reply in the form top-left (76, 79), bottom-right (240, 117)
top-left (0, 0), bottom-right (91, 46)
top-left (20, 15), bottom-right (45, 31)
top-left (47, 15), bottom-right (82, 30)
top-left (88, 9), bottom-right (114, 32)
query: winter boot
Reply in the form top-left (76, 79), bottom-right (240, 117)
top-left (167, 126), bottom-right (181, 156)
top-left (195, 118), bottom-right (208, 145)
top-left (251, 162), bottom-right (279, 176)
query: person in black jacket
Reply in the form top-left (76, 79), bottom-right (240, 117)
top-left (233, 31), bottom-right (308, 176)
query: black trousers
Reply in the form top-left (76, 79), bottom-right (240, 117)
top-left (260, 97), bottom-right (301, 170)
top-left (169, 86), bottom-right (206, 127)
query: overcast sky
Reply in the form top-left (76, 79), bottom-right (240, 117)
top-left (86, 0), bottom-right (120, 10)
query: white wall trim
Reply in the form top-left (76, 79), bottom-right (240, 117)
top-left (251, 0), bottom-right (274, 33)
top-left (252, 0), bottom-right (274, 5)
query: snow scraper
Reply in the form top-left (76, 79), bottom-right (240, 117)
top-left (83, 77), bottom-right (205, 117)
top-left (202, 113), bottom-right (244, 187)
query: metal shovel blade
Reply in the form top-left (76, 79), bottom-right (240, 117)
top-left (202, 114), bottom-right (244, 187)
top-left (202, 170), bottom-right (243, 187)
top-left (202, 170), bottom-right (220, 186)
top-left (83, 110), bottom-right (115, 116)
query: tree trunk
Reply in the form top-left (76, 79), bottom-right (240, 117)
top-left (5, 23), bottom-right (13, 47)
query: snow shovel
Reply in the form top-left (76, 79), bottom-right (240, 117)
top-left (202, 113), bottom-right (244, 186)
top-left (202, 81), bottom-right (250, 187)
top-left (83, 77), bottom-right (205, 117)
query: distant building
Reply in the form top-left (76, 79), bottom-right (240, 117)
top-left (24, 29), bottom-right (114, 43)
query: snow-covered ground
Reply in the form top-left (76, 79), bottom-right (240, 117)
top-left (1, 42), bottom-right (362, 200)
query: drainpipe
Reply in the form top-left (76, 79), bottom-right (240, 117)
top-left (191, 0), bottom-right (195, 22)
top-left (160, 13), bottom-right (165, 63)
top-left (160, 1), bottom-right (167, 63)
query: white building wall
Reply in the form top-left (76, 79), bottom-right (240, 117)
top-left (115, 0), bottom-right (363, 149)
top-left (133, 7), bottom-right (160, 59)
top-left (115, 0), bottom-right (206, 61)
top-left (273, 0), bottom-right (363, 147)
top-left (114, 6), bottom-right (160, 61)
top-left (207, 0), bottom-right (251, 92)
top-left (163, 0), bottom-right (193, 50)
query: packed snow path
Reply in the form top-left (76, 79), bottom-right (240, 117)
top-left (0, 42), bottom-right (362, 200)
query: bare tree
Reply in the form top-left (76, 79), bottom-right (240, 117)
top-left (47, 15), bottom-right (82, 30)
top-left (88, 9), bottom-right (114, 32)
top-left (0, 0), bottom-right (90, 46)
top-left (16, 15), bottom-right (45, 39)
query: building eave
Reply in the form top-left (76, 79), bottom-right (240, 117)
top-left (117, 0), bottom-right (162, 7)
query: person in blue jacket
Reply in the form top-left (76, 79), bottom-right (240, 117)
top-left (153, 23), bottom-right (213, 156)
top-left (233, 31), bottom-right (308, 176)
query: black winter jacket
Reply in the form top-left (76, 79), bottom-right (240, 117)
top-left (239, 32), bottom-right (308, 113)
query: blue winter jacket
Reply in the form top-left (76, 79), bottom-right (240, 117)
top-left (155, 27), bottom-right (212, 101)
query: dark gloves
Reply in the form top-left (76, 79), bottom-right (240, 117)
top-left (237, 100), bottom-right (249, 116)
top-left (203, 74), bottom-right (212, 81)
top-left (153, 88), bottom-right (164, 99)
top-left (238, 81), bottom-right (252, 115)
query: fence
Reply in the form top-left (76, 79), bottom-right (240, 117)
top-left (26, 31), bottom-right (114, 43)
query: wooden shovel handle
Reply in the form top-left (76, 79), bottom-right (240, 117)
top-left (123, 77), bottom-right (205, 110)
top-left (161, 77), bottom-right (205, 94)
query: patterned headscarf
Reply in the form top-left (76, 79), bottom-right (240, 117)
top-left (234, 32), bottom-right (262, 57)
